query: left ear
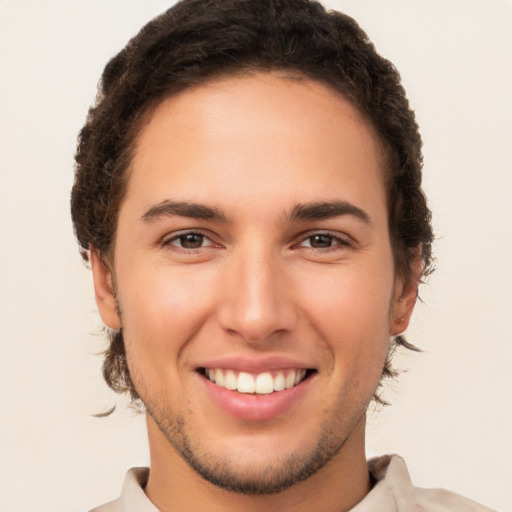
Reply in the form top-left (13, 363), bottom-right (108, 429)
top-left (90, 247), bottom-right (121, 330)
top-left (390, 255), bottom-right (423, 336)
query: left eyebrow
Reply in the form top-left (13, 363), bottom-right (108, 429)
top-left (141, 200), bottom-right (229, 223)
top-left (288, 201), bottom-right (371, 225)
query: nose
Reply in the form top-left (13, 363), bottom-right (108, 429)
top-left (217, 246), bottom-right (297, 344)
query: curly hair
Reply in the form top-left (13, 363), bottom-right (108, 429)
top-left (71, 0), bottom-right (434, 406)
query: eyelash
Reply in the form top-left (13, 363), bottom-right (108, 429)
top-left (161, 230), bottom-right (353, 253)
top-left (294, 232), bottom-right (353, 252)
top-left (161, 229), bottom-right (217, 251)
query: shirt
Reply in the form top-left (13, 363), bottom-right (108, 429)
top-left (89, 454), bottom-right (496, 512)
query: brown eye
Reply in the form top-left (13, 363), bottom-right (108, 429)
top-left (178, 233), bottom-right (204, 249)
top-left (308, 234), bottom-right (334, 248)
top-left (165, 232), bottom-right (211, 249)
top-left (297, 232), bottom-right (351, 251)
top-left (162, 230), bottom-right (220, 254)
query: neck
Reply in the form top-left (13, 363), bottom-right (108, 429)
top-left (144, 414), bottom-right (371, 512)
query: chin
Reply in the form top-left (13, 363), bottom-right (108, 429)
top-left (177, 434), bottom-right (343, 495)
top-left (146, 398), bottom-right (362, 495)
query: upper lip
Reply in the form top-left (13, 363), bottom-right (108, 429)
top-left (195, 355), bottom-right (316, 373)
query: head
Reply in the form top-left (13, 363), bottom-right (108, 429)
top-left (71, 0), bottom-right (433, 495)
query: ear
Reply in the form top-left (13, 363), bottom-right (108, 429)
top-left (390, 256), bottom-right (423, 336)
top-left (90, 248), bottom-right (121, 330)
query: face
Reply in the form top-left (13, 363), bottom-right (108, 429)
top-left (92, 73), bottom-right (417, 493)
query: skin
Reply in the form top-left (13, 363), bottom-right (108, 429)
top-left (91, 73), bottom-right (418, 512)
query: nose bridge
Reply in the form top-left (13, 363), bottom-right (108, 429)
top-left (218, 240), bottom-right (295, 342)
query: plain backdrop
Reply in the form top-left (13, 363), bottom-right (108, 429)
top-left (0, 1), bottom-right (511, 511)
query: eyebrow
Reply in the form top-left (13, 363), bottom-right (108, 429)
top-left (289, 200), bottom-right (371, 225)
top-left (141, 200), bottom-right (229, 223)
top-left (141, 199), bottom-right (371, 226)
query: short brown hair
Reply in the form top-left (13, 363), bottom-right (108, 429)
top-left (71, 0), bottom-right (434, 405)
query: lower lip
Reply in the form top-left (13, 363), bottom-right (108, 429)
top-left (199, 373), bottom-right (313, 421)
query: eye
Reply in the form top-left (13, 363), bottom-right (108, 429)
top-left (298, 233), bottom-right (350, 249)
top-left (302, 234), bottom-right (335, 248)
top-left (163, 231), bottom-right (217, 250)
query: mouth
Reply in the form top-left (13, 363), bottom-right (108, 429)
top-left (198, 367), bottom-right (316, 395)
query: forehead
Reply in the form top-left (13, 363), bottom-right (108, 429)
top-left (124, 73), bottom-right (387, 222)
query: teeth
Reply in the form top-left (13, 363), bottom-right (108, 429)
top-left (237, 372), bottom-right (255, 393)
top-left (273, 372), bottom-right (285, 391)
top-left (255, 372), bottom-right (274, 394)
top-left (214, 369), bottom-right (224, 387)
top-left (285, 371), bottom-right (295, 389)
top-left (224, 370), bottom-right (237, 390)
top-left (205, 368), bottom-right (308, 394)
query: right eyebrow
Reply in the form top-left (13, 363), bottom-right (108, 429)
top-left (141, 200), bottom-right (229, 223)
top-left (288, 200), bottom-right (371, 225)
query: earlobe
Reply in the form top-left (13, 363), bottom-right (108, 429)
top-left (390, 257), bottom-right (423, 336)
top-left (90, 248), bottom-right (121, 330)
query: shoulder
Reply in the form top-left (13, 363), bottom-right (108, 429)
top-left (87, 467), bottom-right (154, 512)
top-left (411, 487), bottom-right (497, 511)
top-left (88, 498), bottom-right (124, 512)
top-left (364, 455), bottom-right (497, 512)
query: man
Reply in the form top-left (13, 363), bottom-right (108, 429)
top-left (70, 1), bottom-right (494, 510)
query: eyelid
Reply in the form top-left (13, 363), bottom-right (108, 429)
top-left (160, 228), bottom-right (353, 250)
top-left (161, 228), bottom-right (220, 249)
top-left (293, 230), bottom-right (354, 249)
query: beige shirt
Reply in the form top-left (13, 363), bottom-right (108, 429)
top-left (89, 454), bottom-right (496, 512)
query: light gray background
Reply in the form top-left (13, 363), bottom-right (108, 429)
top-left (0, 1), bottom-right (511, 511)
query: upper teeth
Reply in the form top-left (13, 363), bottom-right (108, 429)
top-left (206, 369), bottom-right (307, 394)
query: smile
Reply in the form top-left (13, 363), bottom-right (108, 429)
top-left (201, 368), bottom-right (312, 394)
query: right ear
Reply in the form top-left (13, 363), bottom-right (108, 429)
top-left (90, 248), bottom-right (121, 330)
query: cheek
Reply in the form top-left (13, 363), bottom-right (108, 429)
top-left (117, 264), bottom-right (218, 377)
top-left (299, 262), bottom-right (393, 376)
top-left (303, 265), bottom-right (393, 331)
